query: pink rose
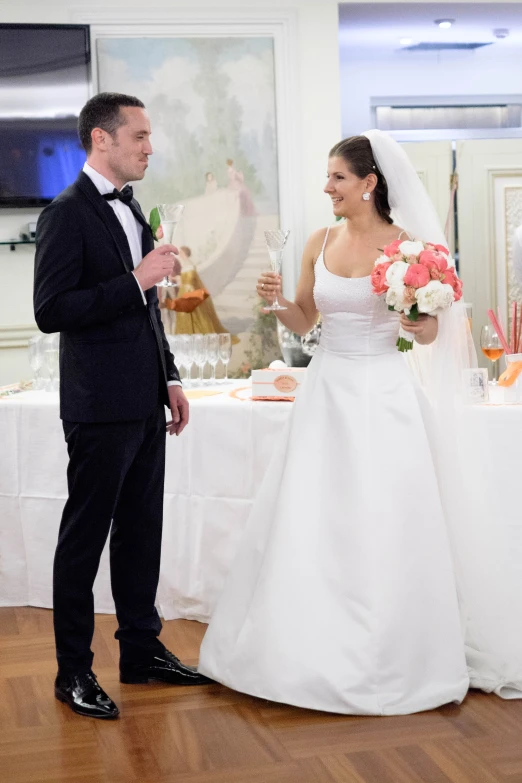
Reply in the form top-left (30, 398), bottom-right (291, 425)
top-left (407, 254), bottom-right (418, 263)
top-left (419, 250), bottom-right (448, 272)
top-left (371, 261), bottom-right (391, 295)
top-left (404, 263), bottom-right (430, 288)
top-left (442, 268), bottom-right (463, 300)
top-left (383, 239), bottom-right (402, 258)
top-left (403, 285), bottom-right (417, 305)
top-left (434, 244), bottom-right (450, 256)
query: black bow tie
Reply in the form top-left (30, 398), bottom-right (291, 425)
top-left (103, 185), bottom-right (133, 205)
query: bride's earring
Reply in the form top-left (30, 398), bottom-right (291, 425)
top-left (362, 192), bottom-right (371, 201)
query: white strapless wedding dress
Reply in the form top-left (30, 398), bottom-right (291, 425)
top-left (198, 244), bottom-right (469, 715)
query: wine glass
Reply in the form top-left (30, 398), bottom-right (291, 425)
top-left (480, 324), bottom-right (504, 385)
top-left (263, 229), bottom-right (290, 311)
top-left (171, 334), bottom-right (186, 381)
top-left (193, 334), bottom-right (207, 386)
top-left (218, 333), bottom-right (232, 382)
top-left (157, 203), bottom-right (184, 288)
top-left (28, 334), bottom-right (45, 390)
top-left (42, 333), bottom-right (60, 391)
top-left (183, 334), bottom-right (195, 387)
top-left (206, 333), bottom-right (220, 384)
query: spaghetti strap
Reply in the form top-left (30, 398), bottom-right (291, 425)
top-left (397, 229), bottom-right (412, 240)
top-left (320, 227), bottom-right (331, 254)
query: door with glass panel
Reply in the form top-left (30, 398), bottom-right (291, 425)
top-left (456, 139), bottom-right (522, 366)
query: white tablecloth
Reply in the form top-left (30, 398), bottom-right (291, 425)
top-left (0, 382), bottom-right (290, 621)
top-left (2, 384), bottom-right (522, 695)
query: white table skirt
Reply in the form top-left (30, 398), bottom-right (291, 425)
top-left (2, 384), bottom-right (522, 697)
top-left (0, 382), bottom-right (290, 621)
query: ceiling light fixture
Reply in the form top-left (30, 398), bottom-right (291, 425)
top-left (435, 19), bottom-right (455, 29)
top-left (399, 37), bottom-right (413, 46)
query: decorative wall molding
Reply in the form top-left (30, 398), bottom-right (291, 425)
top-left (505, 185), bottom-right (522, 315)
top-left (487, 168), bottom-right (522, 324)
top-left (0, 324), bottom-right (39, 350)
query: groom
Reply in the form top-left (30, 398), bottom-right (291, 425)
top-left (34, 92), bottom-right (210, 720)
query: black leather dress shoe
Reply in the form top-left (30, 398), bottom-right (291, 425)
top-left (55, 672), bottom-right (119, 719)
top-left (120, 648), bottom-right (214, 686)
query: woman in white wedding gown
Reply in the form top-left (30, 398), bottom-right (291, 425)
top-left (198, 133), bottom-right (470, 715)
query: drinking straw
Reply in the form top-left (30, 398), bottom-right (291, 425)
top-left (487, 309), bottom-right (510, 354)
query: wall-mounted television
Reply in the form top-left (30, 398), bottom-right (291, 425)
top-left (0, 24), bottom-right (91, 208)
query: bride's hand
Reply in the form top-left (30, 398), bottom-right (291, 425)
top-left (256, 272), bottom-right (282, 305)
top-left (399, 313), bottom-right (438, 345)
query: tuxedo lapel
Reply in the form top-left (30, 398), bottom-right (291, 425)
top-left (75, 172), bottom-right (134, 274)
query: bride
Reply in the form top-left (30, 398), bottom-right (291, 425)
top-left (198, 131), bottom-right (474, 715)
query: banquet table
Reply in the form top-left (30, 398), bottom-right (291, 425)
top-left (1, 381), bottom-right (522, 696)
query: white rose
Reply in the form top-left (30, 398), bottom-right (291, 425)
top-left (416, 280), bottom-right (454, 313)
top-left (385, 261), bottom-right (407, 287)
top-left (398, 240), bottom-right (424, 257)
top-left (386, 283), bottom-right (406, 312)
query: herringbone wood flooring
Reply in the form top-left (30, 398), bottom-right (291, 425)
top-left (1, 608), bottom-right (521, 783)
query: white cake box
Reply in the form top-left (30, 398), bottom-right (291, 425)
top-left (251, 367), bottom-right (306, 399)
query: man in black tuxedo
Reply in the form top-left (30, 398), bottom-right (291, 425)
top-left (34, 92), bottom-right (210, 720)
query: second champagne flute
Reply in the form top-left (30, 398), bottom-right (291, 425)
top-left (263, 229), bottom-right (290, 311)
top-left (157, 203), bottom-right (184, 288)
top-left (218, 333), bottom-right (232, 382)
top-left (206, 333), bottom-right (219, 384)
top-left (193, 334), bottom-right (207, 386)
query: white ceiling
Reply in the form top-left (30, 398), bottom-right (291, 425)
top-left (339, 2), bottom-right (522, 52)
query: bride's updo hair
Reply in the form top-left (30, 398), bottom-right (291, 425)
top-left (329, 136), bottom-right (393, 225)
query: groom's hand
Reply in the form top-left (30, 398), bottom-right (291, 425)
top-left (166, 385), bottom-right (190, 436)
top-left (134, 246), bottom-right (180, 290)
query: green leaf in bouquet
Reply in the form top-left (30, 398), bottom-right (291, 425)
top-left (149, 207), bottom-right (161, 241)
top-left (407, 304), bottom-right (419, 322)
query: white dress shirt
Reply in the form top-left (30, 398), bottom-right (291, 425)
top-left (82, 162), bottom-right (180, 387)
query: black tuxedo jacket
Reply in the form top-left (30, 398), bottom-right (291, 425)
top-left (34, 171), bottom-right (180, 423)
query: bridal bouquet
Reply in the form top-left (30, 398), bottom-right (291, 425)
top-left (371, 239), bottom-right (463, 352)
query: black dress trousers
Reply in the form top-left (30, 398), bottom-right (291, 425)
top-left (53, 403), bottom-right (167, 674)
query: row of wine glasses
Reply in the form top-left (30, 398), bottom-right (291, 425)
top-left (28, 333), bottom-right (60, 391)
top-left (167, 333), bottom-right (233, 385)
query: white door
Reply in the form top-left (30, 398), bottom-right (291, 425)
top-left (457, 139), bottom-right (522, 364)
top-left (401, 141), bottom-right (454, 252)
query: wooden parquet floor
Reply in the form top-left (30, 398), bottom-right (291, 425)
top-left (1, 609), bottom-right (522, 783)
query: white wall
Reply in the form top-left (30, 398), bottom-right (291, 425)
top-left (340, 26), bottom-right (522, 136)
top-left (0, 0), bottom-right (341, 385)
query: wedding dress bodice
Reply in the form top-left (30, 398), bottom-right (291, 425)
top-left (313, 251), bottom-right (400, 357)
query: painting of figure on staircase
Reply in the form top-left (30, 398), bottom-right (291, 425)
top-left (97, 36), bottom-right (280, 372)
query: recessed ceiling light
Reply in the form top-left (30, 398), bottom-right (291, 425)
top-left (435, 19), bottom-right (455, 29)
top-left (400, 37), bottom-right (413, 46)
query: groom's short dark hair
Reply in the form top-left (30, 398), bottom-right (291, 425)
top-left (78, 92), bottom-right (145, 154)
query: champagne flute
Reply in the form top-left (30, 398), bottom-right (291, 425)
top-left (193, 334), bottom-right (207, 386)
top-left (480, 324), bottom-right (504, 385)
top-left (206, 333), bottom-right (219, 384)
top-left (263, 229), bottom-right (290, 311)
top-left (157, 203), bottom-right (184, 288)
top-left (28, 334), bottom-right (45, 390)
top-left (42, 333), bottom-right (60, 392)
top-left (182, 334), bottom-right (194, 387)
top-left (218, 333), bottom-right (232, 382)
